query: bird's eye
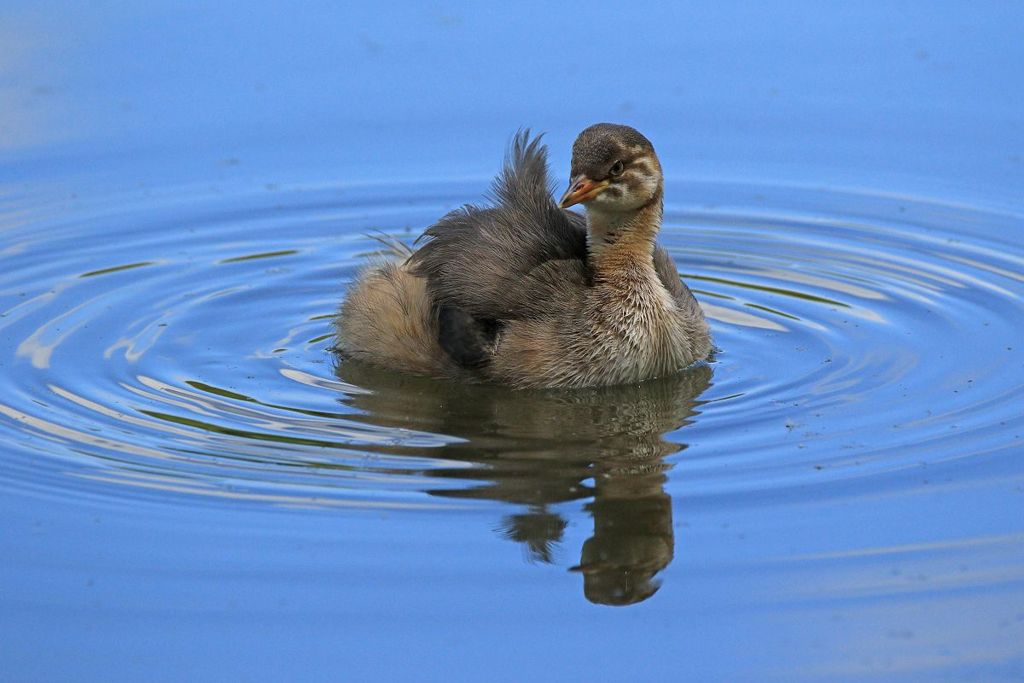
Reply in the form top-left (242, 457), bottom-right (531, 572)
top-left (609, 161), bottom-right (625, 177)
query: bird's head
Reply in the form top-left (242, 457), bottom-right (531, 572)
top-left (559, 123), bottom-right (663, 214)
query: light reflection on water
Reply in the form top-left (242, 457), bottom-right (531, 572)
top-left (4, 182), bottom-right (1020, 498)
top-left (337, 361), bottom-right (712, 605)
top-left (1, 181), bottom-right (1022, 619)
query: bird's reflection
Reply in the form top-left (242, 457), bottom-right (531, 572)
top-left (334, 361), bottom-right (712, 605)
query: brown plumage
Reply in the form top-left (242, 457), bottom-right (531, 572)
top-left (334, 124), bottom-right (712, 388)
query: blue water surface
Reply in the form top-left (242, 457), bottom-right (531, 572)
top-left (2, 2), bottom-right (1023, 681)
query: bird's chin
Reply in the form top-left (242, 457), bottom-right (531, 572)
top-left (586, 193), bottom-right (647, 214)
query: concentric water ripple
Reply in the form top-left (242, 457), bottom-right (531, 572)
top-left (1, 180), bottom-right (1022, 511)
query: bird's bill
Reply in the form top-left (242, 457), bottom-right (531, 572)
top-left (559, 176), bottom-right (610, 208)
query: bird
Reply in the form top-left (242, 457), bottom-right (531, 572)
top-left (334, 123), bottom-right (712, 389)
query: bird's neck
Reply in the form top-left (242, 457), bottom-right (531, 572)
top-left (586, 196), bottom-right (663, 278)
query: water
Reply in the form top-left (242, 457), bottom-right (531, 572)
top-left (2, 3), bottom-right (1023, 681)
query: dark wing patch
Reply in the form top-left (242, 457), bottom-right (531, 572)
top-left (437, 304), bottom-right (498, 369)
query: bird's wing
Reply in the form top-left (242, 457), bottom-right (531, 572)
top-left (653, 245), bottom-right (704, 316)
top-left (409, 131), bottom-right (589, 322)
top-left (435, 258), bottom-right (589, 370)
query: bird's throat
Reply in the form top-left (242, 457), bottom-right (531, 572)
top-left (585, 199), bottom-right (663, 275)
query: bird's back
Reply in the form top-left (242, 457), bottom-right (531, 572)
top-left (409, 131), bottom-right (590, 323)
